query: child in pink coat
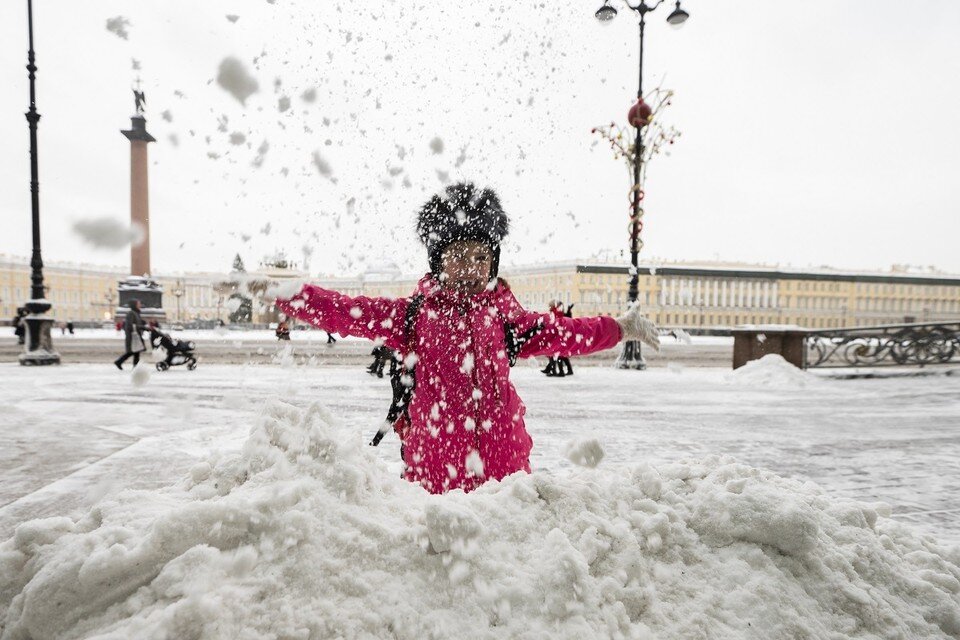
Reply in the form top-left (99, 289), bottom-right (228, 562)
top-left (276, 183), bottom-right (660, 494)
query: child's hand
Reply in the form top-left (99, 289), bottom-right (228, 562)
top-left (615, 306), bottom-right (661, 352)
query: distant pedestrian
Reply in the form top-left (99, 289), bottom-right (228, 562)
top-left (66, 321), bottom-right (75, 335)
top-left (276, 319), bottom-right (291, 341)
top-left (367, 345), bottom-right (391, 378)
top-left (114, 299), bottom-right (146, 370)
top-left (557, 303), bottom-right (575, 376)
top-left (13, 307), bottom-right (27, 345)
top-left (326, 332), bottom-right (337, 344)
top-left (541, 300), bottom-right (566, 377)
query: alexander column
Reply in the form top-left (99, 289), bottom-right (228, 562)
top-left (116, 83), bottom-right (165, 323)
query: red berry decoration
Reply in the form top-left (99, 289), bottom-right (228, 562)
top-left (628, 99), bottom-right (653, 128)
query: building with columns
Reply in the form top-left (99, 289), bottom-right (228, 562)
top-left (550, 263), bottom-right (960, 329)
top-left (2, 255), bottom-right (958, 330)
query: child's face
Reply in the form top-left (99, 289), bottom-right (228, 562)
top-left (439, 240), bottom-right (493, 295)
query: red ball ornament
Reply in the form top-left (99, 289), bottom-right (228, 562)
top-left (628, 99), bottom-right (653, 128)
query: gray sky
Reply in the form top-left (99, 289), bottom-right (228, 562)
top-left (2, 1), bottom-right (959, 277)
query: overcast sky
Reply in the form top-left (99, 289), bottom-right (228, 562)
top-left (1, 1), bottom-right (959, 277)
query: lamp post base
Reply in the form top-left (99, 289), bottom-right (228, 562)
top-left (19, 305), bottom-right (60, 366)
top-left (616, 339), bottom-right (646, 370)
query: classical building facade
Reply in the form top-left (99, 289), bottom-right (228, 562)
top-left (540, 263), bottom-right (960, 329)
top-left (3, 255), bottom-right (959, 329)
top-left (0, 255), bottom-right (223, 324)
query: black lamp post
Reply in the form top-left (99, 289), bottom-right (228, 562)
top-left (597, 0), bottom-right (689, 369)
top-left (20, 0), bottom-right (60, 366)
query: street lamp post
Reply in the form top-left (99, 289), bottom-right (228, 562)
top-left (173, 279), bottom-right (184, 324)
top-left (20, 0), bottom-right (59, 365)
top-left (597, 0), bottom-right (689, 369)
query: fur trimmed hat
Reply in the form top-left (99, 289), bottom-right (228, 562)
top-left (416, 182), bottom-right (510, 277)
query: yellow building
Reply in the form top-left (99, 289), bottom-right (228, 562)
top-left (499, 262), bottom-right (960, 329)
top-left (3, 255), bottom-right (959, 330)
top-left (1, 255), bottom-right (224, 324)
top-left (1, 255), bottom-right (122, 324)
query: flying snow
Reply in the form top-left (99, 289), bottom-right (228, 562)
top-left (216, 57), bottom-right (259, 106)
top-left (72, 217), bottom-right (144, 250)
top-left (251, 140), bottom-right (269, 168)
top-left (105, 16), bottom-right (131, 40)
top-left (312, 151), bottom-right (333, 178)
top-left (130, 363), bottom-right (151, 388)
top-left (563, 437), bottom-right (606, 468)
top-left (429, 137), bottom-right (444, 154)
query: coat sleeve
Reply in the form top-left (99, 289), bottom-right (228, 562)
top-left (276, 284), bottom-right (409, 350)
top-left (500, 290), bottom-right (622, 358)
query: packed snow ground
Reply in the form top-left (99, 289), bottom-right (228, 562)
top-left (1, 358), bottom-right (959, 638)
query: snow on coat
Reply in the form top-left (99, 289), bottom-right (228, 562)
top-left (277, 274), bottom-right (622, 493)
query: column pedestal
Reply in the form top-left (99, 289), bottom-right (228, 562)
top-left (19, 299), bottom-right (60, 365)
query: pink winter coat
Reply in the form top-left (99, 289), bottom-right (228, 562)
top-left (277, 275), bottom-right (622, 494)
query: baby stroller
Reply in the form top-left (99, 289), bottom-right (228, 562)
top-left (150, 327), bottom-right (198, 371)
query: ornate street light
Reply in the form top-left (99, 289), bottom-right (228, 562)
top-left (172, 279), bottom-right (185, 324)
top-left (595, 0), bottom-right (690, 370)
top-left (666, 2), bottom-right (690, 27)
top-left (20, 0), bottom-right (59, 365)
top-left (595, 2), bottom-right (618, 21)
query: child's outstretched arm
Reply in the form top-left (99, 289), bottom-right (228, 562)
top-left (275, 285), bottom-right (409, 349)
top-left (504, 292), bottom-right (659, 359)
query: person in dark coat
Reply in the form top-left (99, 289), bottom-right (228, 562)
top-left (367, 344), bottom-right (391, 378)
top-left (326, 331), bottom-right (337, 344)
top-left (541, 300), bottom-right (565, 377)
top-left (114, 299), bottom-right (147, 369)
top-left (557, 303), bottom-right (575, 376)
top-left (276, 319), bottom-right (291, 341)
top-left (13, 307), bottom-right (27, 345)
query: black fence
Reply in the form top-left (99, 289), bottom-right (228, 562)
top-left (805, 321), bottom-right (960, 369)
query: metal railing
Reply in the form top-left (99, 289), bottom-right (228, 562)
top-left (804, 321), bottom-right (960, 369)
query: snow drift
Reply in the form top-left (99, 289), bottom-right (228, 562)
top-left (728, 353), bottom-right (820, 387)
top-left (2, 400), bottom-right (958, 639)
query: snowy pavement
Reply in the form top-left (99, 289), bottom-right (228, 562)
top-left (2, 359), bottom-right (959, 545)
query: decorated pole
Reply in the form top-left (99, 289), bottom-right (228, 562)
top-left (593, 0), bottom-right (690, 370)
top-left (619, 12), bottom-right (649, 369)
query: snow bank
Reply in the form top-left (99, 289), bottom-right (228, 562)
top-left (729, 354), bottom-right (819, 387)
top-left (2, 401), bottom-right (959, 639)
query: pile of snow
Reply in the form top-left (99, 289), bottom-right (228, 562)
top-left (2, 400), bottom-right (959, 639)
top-left (729, 354), bottom-right (819, 387)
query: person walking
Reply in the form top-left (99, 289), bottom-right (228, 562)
top-left (557, 303), bottom-right (575, 376)
top-left (367, 344), bottom-right (391, 378)
top-left (326, 331), bottom-right (337, 345)
top-left (541, 300), bottom-right (565, 377)
top-left (13, 307), bottom-right (27, 345)
top-left (114, 300), bottom-right (147, 370)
